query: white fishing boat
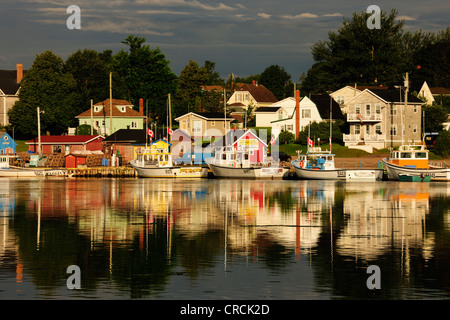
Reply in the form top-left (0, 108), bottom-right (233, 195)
top-left (205, 146), bottom-right (290, 179)
top-left (381, 144), bottom-right (450, 181)
top-left (291, 147), bottom-right (383, 181)
top-left (0, 155), bottom-right (67, 177)
top-left (130, 147), bottom-right (208, 178)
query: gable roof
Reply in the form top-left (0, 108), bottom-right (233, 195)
top-left (429, 87), bottom-right (450, 95)
top-left (0, 69), bottom-right (26, 95)
top-left (254, 106), bottom-right (282, 113)
top-left (76, 99), bottom-right (145, 118)
top-left (309, 94), bottom-right (345, 120)
top-left (369, 89), bottom-right (423, 104)
top-left (102, 129), bottom-right (147, 144)
top-left (235, 83), bottom-right (278, 103)
top-left (26, 135), bottom-right (104, 145)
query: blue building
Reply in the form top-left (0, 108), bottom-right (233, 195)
top-left (0, 131), bottom-right (16, 154)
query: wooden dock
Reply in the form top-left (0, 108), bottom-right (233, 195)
top-left (67, 166), bottom-right (137, 178)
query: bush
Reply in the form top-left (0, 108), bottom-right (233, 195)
top-left (434, 131), bottom-right (450, 157)
top-left (279, 130), bottom-right (295, 144)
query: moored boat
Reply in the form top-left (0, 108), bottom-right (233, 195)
top-left (0, 154), bottom-right (67, 177)
top-left (382, 144), bottom-right (450, 181)
top-left (205, 146), bottom-right (289, 179)
top-left (291, 147), bottom-right (383, 181)
top-left (130, 147), bottom-right (208, 178)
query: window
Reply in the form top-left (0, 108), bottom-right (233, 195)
top-left (131, 121), bottom-right (137, 128)
top-left (53, 145), bottom-right (62, 153)
top-left (416, 152), bottom-right (427, 159)
top-left (337, 96), bottom-right (344, 104)
top-left (400, 152), bottom-right (412, 159)
top-left (245, 93), bottom-right (249, 101)
top-left (413, 124), bottom-right (417, 133)
top-left (390, 125), bottom-right (397, 136)
top-left (375, 104), bottom-right (381, 114)
top-left (366, 104), bottom-right (371, 116)
top-left (302, 109), bottom-right (311, 118)
top-left (375, 125), bottom-right (382, 135)
top-left (287, 124), bottom-right (293, 131)
top-left (414, 105), bottom-right (418, 113)
top-left (355, 124), bottom-right (361, 135)
top-left (236, 93), bottom-right (241, 102)
top-left (390, 106), bottom-right (397, 116)
top-left (366, 125), bottom-right (370, 135)
top-left (355, 104), bottom-right (361, 114)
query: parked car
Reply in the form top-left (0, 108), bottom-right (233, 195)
top-left (268, 151), bottom-right (292, 162)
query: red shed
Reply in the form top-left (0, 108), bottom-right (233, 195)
top-left (26, 135), bottom-right (104, 155)
top-left (65, 154), bottom-right (87, 168)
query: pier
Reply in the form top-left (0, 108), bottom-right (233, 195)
top-left (67, 166), bottom-right (137, 178)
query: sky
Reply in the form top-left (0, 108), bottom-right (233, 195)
top-left (1, 0), bottom-right (449, 82)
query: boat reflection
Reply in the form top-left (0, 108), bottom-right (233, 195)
top-left (0, 178), bottom-right (449, 299)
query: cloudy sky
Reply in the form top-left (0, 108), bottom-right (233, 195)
top-left (1, 0), bottom-right (449, 81)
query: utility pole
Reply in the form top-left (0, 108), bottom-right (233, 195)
top-left (90, 99), bottom-right (93, 135)
top-left (109, 72), bottom-right (112, 136)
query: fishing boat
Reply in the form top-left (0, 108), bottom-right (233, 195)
top-left (130, 146), bottom-right (208, 178)
top-left (0, 155), bottom-right (67, 177)
top-left (398, 174), bottom-right (431, 182)
top-left (205, 146), bottom-right (290, 179)
top-left (381, 144), bottom-right (450, 181)
top-left (291, 147), bottom-right (383, 181)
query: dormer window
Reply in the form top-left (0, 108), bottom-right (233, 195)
top-left (94, 106), bottom-right (102, 112)
top-left (120, 106), bottom-right (126, 112)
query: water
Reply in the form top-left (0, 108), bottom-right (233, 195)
top-left (0, 177), bottom-right (449, 300)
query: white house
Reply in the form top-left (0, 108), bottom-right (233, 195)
top-left (254, 97), bottom-right (295, 127)
top-left (227, 82), bottom-right (278, 110)
top-left (330, 85), bottom-right (389, 114)
top-left (271, 93), bottom-right (343, 137)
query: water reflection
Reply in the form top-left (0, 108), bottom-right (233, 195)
top-left (0, 178), bottom-right (449, 299)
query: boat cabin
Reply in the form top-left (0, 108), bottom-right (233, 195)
top-left (296, 147), bottom-right (336, 170)
top-left (388, 145), bottom-right (429, 169)
top-left (135, 148), bottom-right (173, 168)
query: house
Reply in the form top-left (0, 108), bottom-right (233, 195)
top-left (76, 98), bottom-right (145, 136)
top-left (0, 131), bottom-right (16, 154)
top-left (102, 128), bottom-right (147, 164)
top-left (216, 129), bottom-right (268, 164)
top-left (254, 97), bottom-right (295, 127)
top-left (174, 112), bottom-right (233, 138)
top-left (418, 81), bottom-right (450, 105)
top-left (343, 88), bottom-right (424, 151)
top-left (26, 135), bottom-right (104, 155)
top-left (227, 81), bottom-right (278, 111)
top-left (271, 92), bottom-right (344, 138)
top-left (330, 84), bottom-right (388, 114)
top-left (0, 64), bottom-right (25, 126)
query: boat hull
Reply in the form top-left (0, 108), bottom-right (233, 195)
top-left (382, 158), bottom-right (450, 181)
top-left (292, 160), bottom-right (383, 181)
top-left (130, 160), bottom-right (208, 178)
top-left (0, 167), bottom-right (67, 177)
top-left (206, 159), bottom-right (289, 179)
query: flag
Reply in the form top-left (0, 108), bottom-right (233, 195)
top-left (270, 136), bottom-right (276, 145)
top-left (357, 114), bottom-right (363, 124)
top-left (168, 127), bottom-right (173, 135)
top-left (147, 128), bottom-right (154, 138)
top-left (270, 129), bottom-right (280, 146)
top-left (307, 136), bottom-right (314, 147)
top-left (329, 136), bottom-right (332, 149)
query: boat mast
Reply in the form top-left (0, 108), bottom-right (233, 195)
top-left (224, 88), bottom-right (227, 147)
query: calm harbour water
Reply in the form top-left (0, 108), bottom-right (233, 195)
top-left (0, 177), bottom-right (449, 300)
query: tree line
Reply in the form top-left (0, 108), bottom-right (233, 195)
top-left (7, 10), bottom-right (450, 142)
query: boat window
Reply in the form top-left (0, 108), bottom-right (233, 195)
top-left (400, 152), bottom-right (412, 158)
top-left (327, 156), bottom-right (333, 161)
top-left (244, 154), bottom-right (249, 160)
top-left (222, 154), bottom-right (226, 160)
top-left (415, 152), bottom-right (427, 159)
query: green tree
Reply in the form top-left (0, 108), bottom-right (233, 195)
top-left (423, 104), bottom-right (448, 133)
top-left (175, 60), bottom-right (208, 115)
top-left (112, 35), bottom-right (178, 123)
top-left (259, 65), bottom-right (293, 100)
top-left (63, 49), bottom-right (114, 116)
top-left (302, 9), bottom-right (408, 93)
top-left (8, 51), bottom-right (77, 138)
top-left (296, 121), bottom-right (343, 146)
top-left (75, 124), bottom-right (97, 135)
top-left (203, 60), bottom-right (224, 85)
top-left (434, 130), bottom-right (450, 157)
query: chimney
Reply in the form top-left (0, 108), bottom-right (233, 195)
top-left (139, 98), bottom-right (144, 115)
top-left (252, 80), bottom-right (256, 85)
top-left (295, 90), bottom-right (300, 139)
top-left (16, 63), bottom-right (23, 83)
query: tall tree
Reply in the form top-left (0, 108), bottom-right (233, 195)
top-left (259, 65), bottom-right (293, 100)
top-left (63, 49), bottom-right (113, 116)
top-left (175, 60), bottom-right (208, 115)
top-left (112, 35), bottom-right (178, 123)
top-left (8, 51), bottom-right (77, 138)
top-left (203, 60), bottom-right (224, 85)
top-left (302, 9), bottom-right (408, 93)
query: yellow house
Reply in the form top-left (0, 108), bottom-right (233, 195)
top-left (133, 139), bottom-right (172, 160)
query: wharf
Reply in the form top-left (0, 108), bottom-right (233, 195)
top-left (67, 166), bottom-right (137, 178)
